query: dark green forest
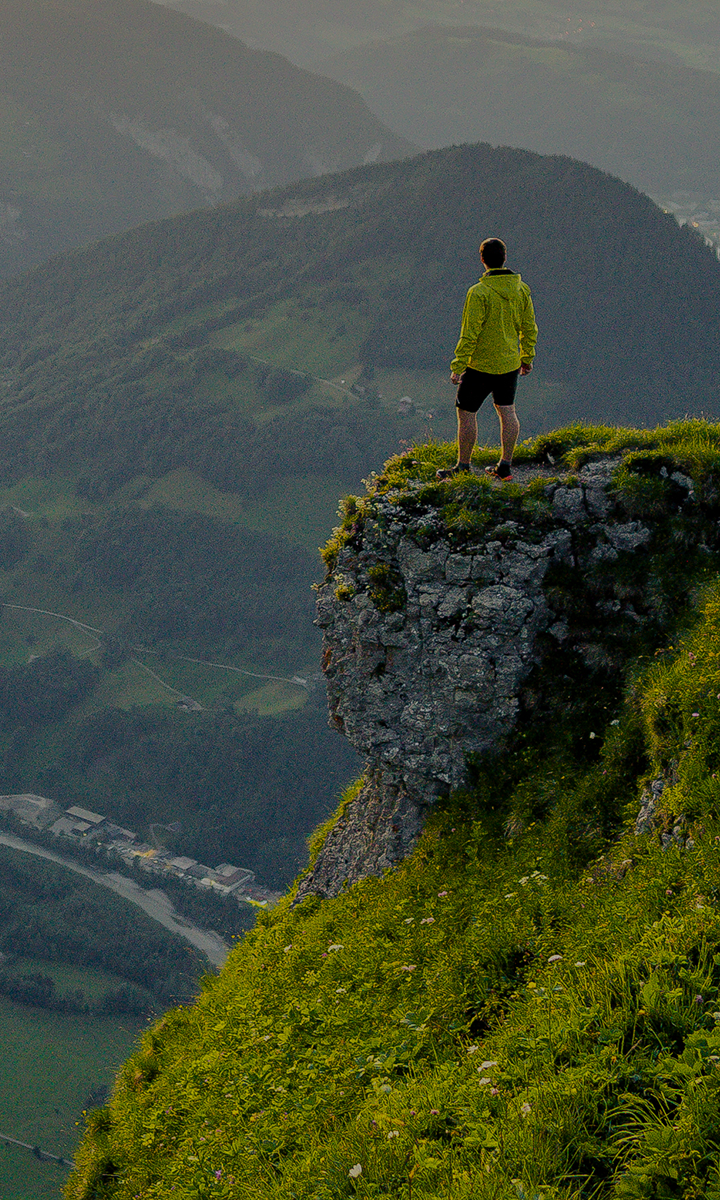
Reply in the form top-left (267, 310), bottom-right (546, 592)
top-left (71, 505), bottom-right (316, 655)
top-left (0, 846), bottom-right (205, 1012)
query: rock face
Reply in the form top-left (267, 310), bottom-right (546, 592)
top-left (295, 455), bottom-right (698, 901)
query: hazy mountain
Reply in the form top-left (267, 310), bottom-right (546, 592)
top-left (153, 0), bottom-right (720, 74)
top-left (319, 25), bottom-right (720, 200)
top-left (0, 0), bottom-right (413, 278)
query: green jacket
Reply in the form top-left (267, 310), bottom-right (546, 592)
top-left (451, 269), bottom-right (538, 375)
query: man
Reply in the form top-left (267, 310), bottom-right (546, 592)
top-left (437, 237), bottom-right (537, 482)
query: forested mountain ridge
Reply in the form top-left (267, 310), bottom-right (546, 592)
top-left (0, 0), bottom-right (413, 278)
top-left (321, 24), bottom-right (720, 200)
top-left (67, 420), bottom-right (720, 1199)
top-left (1, 142), bottom-right (718, 478)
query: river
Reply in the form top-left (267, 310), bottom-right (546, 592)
top-left (0, 833), bottom-right (229, 967)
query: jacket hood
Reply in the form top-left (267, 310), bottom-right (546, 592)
top-left (479, 270), bottom-right (524, 299)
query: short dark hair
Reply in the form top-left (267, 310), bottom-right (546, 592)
top-left (480, 238), bottom-right (507, 268)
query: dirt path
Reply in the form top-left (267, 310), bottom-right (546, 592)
top-left (0, 832), bottom-right (229, 967)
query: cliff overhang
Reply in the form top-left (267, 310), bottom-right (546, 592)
top-left (298, 425), bottom-right (720, 901)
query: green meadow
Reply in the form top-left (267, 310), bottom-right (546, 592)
top-left (0, 996), bottom-right (143, 1200)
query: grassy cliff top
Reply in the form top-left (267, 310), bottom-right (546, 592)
top-left (323, 418), bottom-right (720, 568)
top-left (68, 422), bottom-right (720, 1200)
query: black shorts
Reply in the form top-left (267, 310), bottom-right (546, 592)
top-left (456, 367), bottom-right (520, 413)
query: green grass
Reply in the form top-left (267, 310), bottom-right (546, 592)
top-left (0, 998), bottom-right (143, 1200)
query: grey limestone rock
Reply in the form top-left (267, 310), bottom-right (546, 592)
top-left (299, 454), bottom-right (701, 900)
top-left (605, 522), bottom-right (651, 553)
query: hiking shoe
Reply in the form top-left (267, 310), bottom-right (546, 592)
top-left (485, 461), bottom-right (513, 482)
top-left (436, 463), bottom-right (471, 480)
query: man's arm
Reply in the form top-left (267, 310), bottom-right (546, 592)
top-left (519, 290), bottom-right (538, 370)
top-left (450, 287), bottom-right (486, 378)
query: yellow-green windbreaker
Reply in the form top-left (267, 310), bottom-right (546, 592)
top-left (451, 269), bottom-right (538, 375)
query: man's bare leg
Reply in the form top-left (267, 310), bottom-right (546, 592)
top-left (495, 403), bottom-right (520, 464)
top-left (457, 407), bottom-right (477, 466)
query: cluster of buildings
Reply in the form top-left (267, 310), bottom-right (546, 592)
top-left (0, 793), bottom-right (277, 907)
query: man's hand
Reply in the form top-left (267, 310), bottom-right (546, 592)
top-left (520, 362), bottom-right (533, 376)
top-left (450, 371), bottom-right (463, 385)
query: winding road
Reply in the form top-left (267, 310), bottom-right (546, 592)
top-left (0, 832), bottom-right (229, 967)
top-left (0, 601), bottom-right (309, 706)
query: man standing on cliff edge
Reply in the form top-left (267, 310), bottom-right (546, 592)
top-left (437, 237), bottom-right (537, 482)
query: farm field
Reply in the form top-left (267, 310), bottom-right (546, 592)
top-left (0, 997), bottom-right (143, 1200)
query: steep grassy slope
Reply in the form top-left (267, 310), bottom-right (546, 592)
top-left (322, 25), bottom-right (720, 198)
top-left (155, 0), bottom-right (720, 74)
top-left (67, 420), bottom-right (720, 1199)
top-left (0, 0), bottom-right (412, 278)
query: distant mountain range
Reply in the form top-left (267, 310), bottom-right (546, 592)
top-left (0, 0), bottom-right (413, 278)
top-left (154, 0), bottom-right (720, 74)
top-left (320, 24), bottom-right (720, 200)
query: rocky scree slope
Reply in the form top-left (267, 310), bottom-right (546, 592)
top-left (301, 434), bottom-right (710, 900)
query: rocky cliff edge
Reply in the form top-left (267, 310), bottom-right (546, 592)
top-left (296, 433), bottom-right (712, 901)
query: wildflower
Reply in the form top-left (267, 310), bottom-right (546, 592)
top-left (589, 731), bottom-right (597, 739)
top-left (466, 1045), bottom-right (479, 1055)
top-left (611, 719), bottom-right (620, 726)
top-left (403, 918), bottom-right (414, 924)
top-left (695, 994), bottom-right (704, 1005)
top-left (283, 945), bottom-right (293, 953)
top-left (438, 890), bottom-right (448, 897)
top-left (480, 1060), bottom-right (498, 1070)
top-left (336, 987), bottom-right (347, 995)
top-left (380, 1084), bottom-right (392, 1094)
top-left (692, 712), bottom-right (700, 718)
top-left (518, 876), bottom-right (529, 886)
top-left (713, 1012), bottom-right (720, 1020)
top-left (215, 1170), bottom-right (222, 1180)
top-left (548, 954), bottom-right (563, 963)
top-left (477, 1075), bottom-right (492, 1084)
top-left (400, 964), bottom-right (417, 972)
top-left (321, 953), bottom-right (328, 959)
top-left (327, 944), bottom-right (344, 952)
top-left (490, 1087), bottom-right (499, 1096)
top-left (520, 1102), bottom-right (532, 1115)
top-left (505, 893), bottom-right (517, 899)
top-left (420, 917), bottom-right (435, 925)
top-left (575, 961), bottom-right (587, 967)
top-left (349, 1165), bottom-right (362, 1179)
top-left (430, 1109), bottom-right (440, 1115)
top-left (387, 1130), bottom-right (400, 1139)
